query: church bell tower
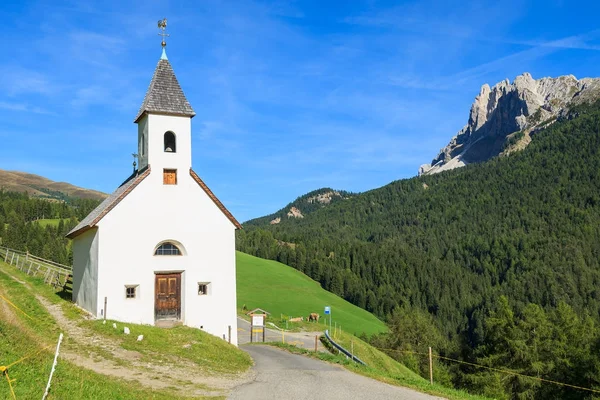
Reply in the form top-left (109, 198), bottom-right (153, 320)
top-left (134, 18), bottom-right (196, 176)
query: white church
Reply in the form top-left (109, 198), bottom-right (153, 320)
top-left (67, 30), bottom-right (241, 345)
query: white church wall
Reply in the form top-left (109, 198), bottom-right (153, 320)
top-left (96, 169), bottom-right (238, 345)
top-left (146, 114), bottom-right (192, 173)
top-left (72, 228), bottom-right (100, 316)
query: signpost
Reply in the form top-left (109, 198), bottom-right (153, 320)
top-left (247, 308), bottom-right (270, 343)
top-left (252, 315), bottom-right (263, 327)
top-left (324, 306), bottom-right (331, 333)
top-left (252, 314), bottom-right (265, 343)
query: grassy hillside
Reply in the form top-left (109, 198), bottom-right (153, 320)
top-left (0, 260), bottom-right (251, 399)
top-left (330, 329), bottom-right (418, 378)
top-left (236, 251), bottom-right (387, 336)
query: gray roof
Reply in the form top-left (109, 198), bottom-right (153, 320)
top-left (66, 168), bottom-right (151, 239)
top-left (134, 59), bottom-right (195, 123)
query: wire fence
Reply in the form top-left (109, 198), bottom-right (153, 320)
top-left (374, 346), bottom-right (600, 396)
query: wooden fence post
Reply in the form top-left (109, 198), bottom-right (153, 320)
top-left (228, 325), bottom-right (231, 344)
top-left (429, 346), bottom-right (433, 384)
top-left (104, 297), bottom-right (107, 320)
top-left (314, 335), bottom-right (318, 352)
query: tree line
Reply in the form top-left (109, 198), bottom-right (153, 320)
top-left (0, 191), bottom-right (100, 264)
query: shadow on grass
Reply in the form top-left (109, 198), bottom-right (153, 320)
top-left (56, 288), bottom-right (72, 301)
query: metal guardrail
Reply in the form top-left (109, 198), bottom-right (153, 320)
top-left (324, 329), bottom-right (367, 366)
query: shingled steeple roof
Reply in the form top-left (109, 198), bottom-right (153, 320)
top-left (134, 58), bottom-right (196, 123)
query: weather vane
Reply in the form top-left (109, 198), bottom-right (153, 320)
top-left (158, 18), bottom-right (169, 48)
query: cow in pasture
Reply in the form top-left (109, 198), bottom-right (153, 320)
top-left (308, 313), bottom-right (320, 322)
top-left (289, 317), bottom-right (304, 322)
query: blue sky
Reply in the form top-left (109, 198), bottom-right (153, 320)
top-left (3, 0), bottom-right (600, 222)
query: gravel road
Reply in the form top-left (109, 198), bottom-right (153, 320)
top-left (228, 345), bottom-right (444, 400)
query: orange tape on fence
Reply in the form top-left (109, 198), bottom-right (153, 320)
top-left (0, 294), bottom-right (35, 321)
top-left (3, 369), bottom-right (17, 400)
top-left (1, 345), bottom-right (52, 400)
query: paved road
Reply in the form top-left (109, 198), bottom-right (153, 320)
top-left (237, 317), bottom-right (327, 351)
top-left (228, 345), bottom-right (443, 400)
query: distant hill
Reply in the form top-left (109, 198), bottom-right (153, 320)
top-left (0, 169), bottom-right (107, 201)
top-left (245, 188), bottom-right (356, 226)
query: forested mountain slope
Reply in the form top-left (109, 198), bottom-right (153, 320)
top-left (237, 100), bottom-right (600, 340)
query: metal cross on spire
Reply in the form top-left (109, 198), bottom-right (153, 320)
top-left (158, 18), bottom-right (169, 48)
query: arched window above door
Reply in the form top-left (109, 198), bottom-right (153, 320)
top-left (154, 241), bottom-right (183, 256)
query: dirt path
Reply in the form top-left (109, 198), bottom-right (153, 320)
top-left (1, 265), bottom-right (254, 397)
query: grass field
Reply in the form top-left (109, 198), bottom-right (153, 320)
top-left (236, 251), bottom-right (387, 336)
top-left (34, 218), bottom-right (68, 227)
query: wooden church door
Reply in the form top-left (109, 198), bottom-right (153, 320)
top-left (155, 273), bottom-right (181, 321)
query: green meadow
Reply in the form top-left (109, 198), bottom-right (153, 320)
top-left (34, 218), bottom-right (67, 227)
top-left (236, 251), bottom-right (387, 336)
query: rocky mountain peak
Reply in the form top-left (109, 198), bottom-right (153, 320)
top-left (419, 73), bottom-right (600, 176)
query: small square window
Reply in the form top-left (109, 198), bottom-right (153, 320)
top-left (198, 283), bottom-right (210, 296)
top-left (125, 285), bottom-right (138, 299)
top-left (163, 169), bottom-right (177, 185)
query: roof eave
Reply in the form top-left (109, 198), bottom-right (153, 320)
top-left (134, 110), bottom-right (196, 124)
top-left (66, 225), bottom-right (96, 240)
